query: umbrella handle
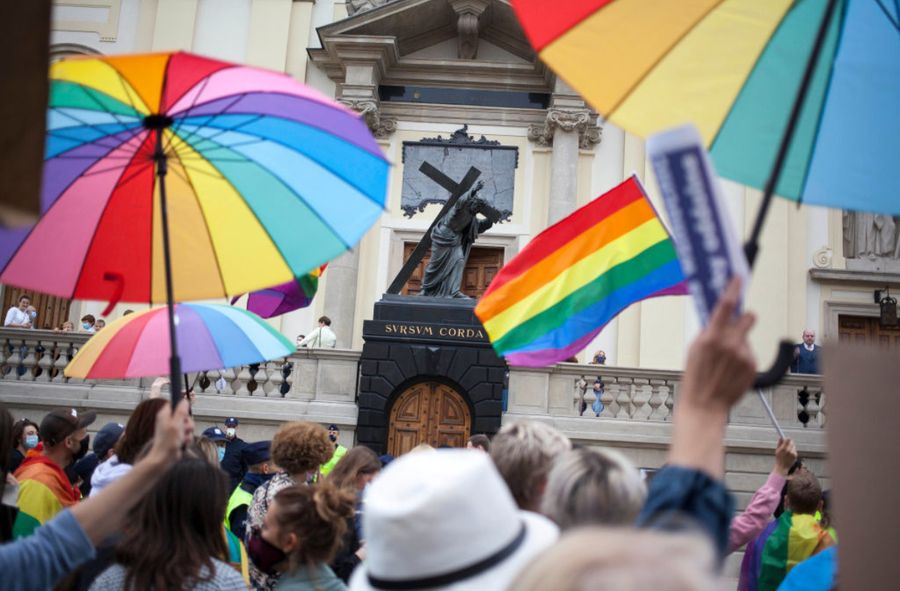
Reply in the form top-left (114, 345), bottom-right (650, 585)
top-left (752, 340), bottom-right (795, 389)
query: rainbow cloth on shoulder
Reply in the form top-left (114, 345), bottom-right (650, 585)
top-left (475, 176), bottom-right (686, 367)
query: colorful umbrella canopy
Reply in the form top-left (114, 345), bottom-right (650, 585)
top-left (232, 265), bottom-right (326, 319)
top-left (65, 303), bottom-right (294, 379)
top-left (512, 0), bottom-right (900, 215)
top-left (0, 51), bottom-right (389, 302)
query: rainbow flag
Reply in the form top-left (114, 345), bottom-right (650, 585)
top-left (475, 176), bottom-right (686, 366)
top-left (739, 512), bottom-right (834, 591)
top-left (13, 456), bottom-right (80, 538)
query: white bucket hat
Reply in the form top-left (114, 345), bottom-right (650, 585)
top-left (349, 449), bottom-right (558, 591)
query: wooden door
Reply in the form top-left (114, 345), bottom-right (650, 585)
top-left (401, 243), bottom-right (503, 298)
top-left (838, 315), bottom-right (900, 351)
top-left (1, 287), bottom-right (70, 330)
top-left (387, 381), bottom-right (471, 456)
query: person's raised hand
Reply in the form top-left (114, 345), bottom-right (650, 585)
top-left (143, 399), bottom-right (191, 467)
top-left (773, 437), bottom-right (798, 476)
top-left (679, 277), bottom-right (757, 417)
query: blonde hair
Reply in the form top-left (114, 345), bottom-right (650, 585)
top-left (489, 420), bottom-right (571, 511)
top-left (510, 527), bottom-right (717, 591)
top-left (541, 447), bottom-right (646, 530)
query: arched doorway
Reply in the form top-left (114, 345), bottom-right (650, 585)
top-left (387, 381), bottom-right (471, 456)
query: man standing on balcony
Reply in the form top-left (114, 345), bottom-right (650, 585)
top-left (791, 329), bottom-right (821, 374)
top-left (4, 295), bottom-right (32, 328)
top-left (13, 407), bottom-right (96, 538)
top-left (297, 316), bottom-right (337, 349)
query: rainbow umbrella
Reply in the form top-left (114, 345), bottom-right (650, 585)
top-left (0, 51), bottom-right (389, 400)
top-left (231, 265), bottom-right (326, 319)
top-left (512, 0), bottom-right (898, 386)
top-left (512, 0), bottom-right (900, 238)
top-left (65, 303), bottom-right (293, 379)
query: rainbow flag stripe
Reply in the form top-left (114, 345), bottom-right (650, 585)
top-left (475, 176), bottom-right (686, 366)
top-left (740, 512), bottom-right (833, 591)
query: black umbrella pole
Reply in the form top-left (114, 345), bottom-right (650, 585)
top-left (153, 127), bottom-right (183, 409)
top-left (744, 0), bottom-right (839, 269)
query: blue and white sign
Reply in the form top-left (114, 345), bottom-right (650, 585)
top-left (647, 124), bottom-right (749, 324)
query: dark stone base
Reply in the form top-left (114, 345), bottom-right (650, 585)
top-left (357, 295), bottom-right (507, 454)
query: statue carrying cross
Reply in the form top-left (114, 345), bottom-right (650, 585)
top-left (387, 162), bottom-right (502, 298)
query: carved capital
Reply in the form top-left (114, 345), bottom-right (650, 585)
top-left (338, 98), bottom-right (397, 139)
top-left (528, 109), bottom-right (602, 150)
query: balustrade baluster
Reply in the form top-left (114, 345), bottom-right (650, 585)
top-left (574, 377), bottom-right (587, 416)
top-left (632, 379), bottom-right (651, 420)
top-left (615, 378), bottom-right (633, 419)
top-left (647, 380), bottom-right (665, 420)
top-left (281, 361), bottom-right (294, 397)
top-left (6, 339), bottom-right (23, 381)
top-left (0, 339), bottom-right (9, 380)
top-left (221, 367), bottom-right (236, 395)
top-left (37, 339), bottom-right (54, 382)
top-left (817, 391), bottom-right (826, 428)
top-left (267, 361), bottom-right (284, 397)
top-left (664, 384), bottom-right (675, 420)
top-left (233, 366), bottom-right (252, 396)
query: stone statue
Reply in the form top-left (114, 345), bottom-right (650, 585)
top-left (843, 211), bottom-right (899, 259)
top-left (346, 0), bottom-right (393, 16)
top-left (421, 180), bottom-right (496, 298)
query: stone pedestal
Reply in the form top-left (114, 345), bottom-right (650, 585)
top-left (357, 294), bottom-right (507, 453)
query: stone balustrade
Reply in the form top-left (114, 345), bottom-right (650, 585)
top-left (0, 328), bottom-right (361, 441)
top-left (508, 362), bottom-right (825, 430)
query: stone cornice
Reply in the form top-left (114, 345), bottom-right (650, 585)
top-left (809, 268), bottom-right (900, 287)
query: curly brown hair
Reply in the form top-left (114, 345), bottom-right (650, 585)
top-left (271, 422), bottom-right (333, 476)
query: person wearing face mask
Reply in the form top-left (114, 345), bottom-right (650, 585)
top-left (226, 441), bottom-right (275, 541)
top-left (202, 427), bottom-right (230, 464)
top-left (80, 314), bottom-right (96, 333)
top-left (319, 425), bottom-right (347, 479)
top-left (73, 422), bottom-right (124, 498)
top-left (13, 407), bottom-right (96, 538)
top-left (9, 419), bottom-right (40, 474)
top-left (221, 417), bottom-right (248, 491)
top-left (251, 483), bottom-right (355, 591)
top-left (246, 422), bottom-right (334, 590)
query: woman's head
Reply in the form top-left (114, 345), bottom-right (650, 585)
top-left (11, 418), bottom-right (40, 452)
top-left (117, 458), bottom-right (229, 589)
top-left (327, 446), bottom-right (381, 491)
top-left (541, 447), bottom-right (646, 530)
top-left (60, 320), bottom-right (74, 332)
top-left (271, 421), bottom-right (333, 477)
top-left (115, 398), bottom-right (168, 465)
top-left (264, 483), bottom-right (355, 568)
top-left (511, 527), bottom-right (716, 591)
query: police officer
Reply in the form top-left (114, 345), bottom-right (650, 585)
top-left (225, 441), bottom-right (276, 540)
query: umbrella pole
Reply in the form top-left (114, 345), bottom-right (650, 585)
top-left (743, 0), bottom-right (839, 268)
top-left (151, 122), bottom-right (183, 409)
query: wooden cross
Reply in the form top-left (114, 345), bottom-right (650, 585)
top-left (386, 162), bottom-right (482, 295)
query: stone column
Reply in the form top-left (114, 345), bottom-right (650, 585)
top-left (322, 247), bottom-right (360, 348)
top-left (528, 80), bottom-right (601, 224)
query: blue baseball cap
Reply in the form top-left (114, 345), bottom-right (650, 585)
top-left (224, 417), bottom-right (239, 428)
top-left (93, 422), bottom-right (124, 458)
top-left (202, 426), bottom-right (227, 442)
top-left (241, 441), bottom-right (271, 466)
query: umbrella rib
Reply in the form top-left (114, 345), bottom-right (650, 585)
top-left (49, 108), bottom-right (138, 142)
top-left (56, 81), bottom-right (142, 129)
top-left (874, 0), bottom-right (900, 31)
top-left (48, 126), bottom-right (146, 164)
top-left (173, 120), bottom-right (387, 211)
top-left (176, 113), bottom-right (266, 148)
top-left (170, 128), bottom-right (365, 249)
top-left (605, 0), bottom-right (727, 120)
top-left (164, 84), bottom-right (242, 156)
top-left (174, 129), bottom-right (355, 271)
top-left (163, 75), bottom-right (214, 155)
top-left (167, 144), bottom-right (231, 297)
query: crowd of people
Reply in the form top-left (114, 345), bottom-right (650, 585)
top-left (0, 280), bottom-right (838, 590)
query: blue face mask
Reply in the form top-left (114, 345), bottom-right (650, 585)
top-left (217, 446), bottom-right (226, 462)
top-left (82, 323), bottom-right (93, 330)
top-left (24, 434), bottom-right (39, 449)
